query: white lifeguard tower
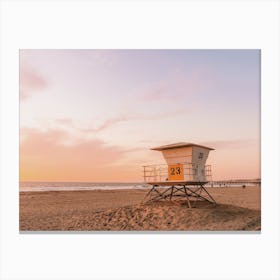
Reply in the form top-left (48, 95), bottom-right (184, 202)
top-left (143, 142), bottom-right (216, 207)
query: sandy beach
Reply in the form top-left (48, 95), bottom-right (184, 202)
top-left (20, 186), bottom-right (261, 231)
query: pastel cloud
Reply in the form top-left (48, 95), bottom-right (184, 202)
top-left (199, 139), bottom-right (260, 180)
top-left (55, 118), bottom-right (74, 126)
top-left (49, 108), bottom-right (189, 136)
top-left (20, 63), bottom-right (47, 100)
top-left (83, 109), bottom-right (189, 133)
top-left (200, 139), bottom-right (259, 150)
top-left (139, 68), bottom-right (208, 102)
top-left (20, 128), bottom-right (127, 181)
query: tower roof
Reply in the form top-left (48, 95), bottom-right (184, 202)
top-left (151, 142), bottom-right (214, 151)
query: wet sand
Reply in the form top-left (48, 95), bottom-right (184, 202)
top-left (20, 186), bottom-right (261, 231)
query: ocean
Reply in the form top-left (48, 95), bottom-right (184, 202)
top-left (19, 181), bottom-right (259, 192)
top-left (19, 181), bottom-right (149, 192)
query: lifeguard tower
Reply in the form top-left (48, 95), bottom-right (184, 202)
top-left (143, 142), bottom-right (216, 207)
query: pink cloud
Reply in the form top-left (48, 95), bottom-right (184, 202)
top-left (200, 139), bottom-right (259, 150)
top-left (55, 118), bottom-right (74, 126)
top-left (93, 116), bottom-right (130, 132)
top-left (139, 68), bottom-right (207, 102)
top-left (143, 87), bottom-right (166, 101)
top-left (20, 128), bottom-right (124, 161)
top-left (82, 109), bottom-right (189, 133)
top-left (20, 63), bottom-right (48, 100)
top-left (20, 128), bottom-right (127, 181)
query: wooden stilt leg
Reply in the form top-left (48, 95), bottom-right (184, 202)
top-left (142, 185), bottom-right (155, 201)
top-left (149, 187), bottom-right (170, 202)
top-left (170, 186), bottom-right (174, 201)
top-left (143, 183), bottom-right (217, 206)
top-left (183, 185), bottom-right (191, 208)
top-left (185, 186), bottom-right (215, 204)
top-left (201, 185), bottom-right (216, 204)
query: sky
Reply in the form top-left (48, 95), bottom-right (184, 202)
top-left (20, 49), bottom-right (260, 182)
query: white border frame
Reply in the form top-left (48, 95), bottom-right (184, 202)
top-left (1, 1), bottom-right (279, 279)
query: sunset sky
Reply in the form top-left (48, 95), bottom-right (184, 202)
top-left (20, 49), bottom-right (260, 182)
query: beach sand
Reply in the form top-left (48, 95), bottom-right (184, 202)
top-left (20, 186), bottom-right (261, 231)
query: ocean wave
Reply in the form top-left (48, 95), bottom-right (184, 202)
top-left (19, 182), bottom-right (149, 192)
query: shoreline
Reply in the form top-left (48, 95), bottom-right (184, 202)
top-left (19, 184), bottom-right (261, 193)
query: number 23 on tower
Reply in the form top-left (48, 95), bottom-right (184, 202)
top-left (168, 164), bottom-right (184, 181)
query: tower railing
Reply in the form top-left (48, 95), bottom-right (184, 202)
top-left (143, 163), bottom-right (212, 183)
